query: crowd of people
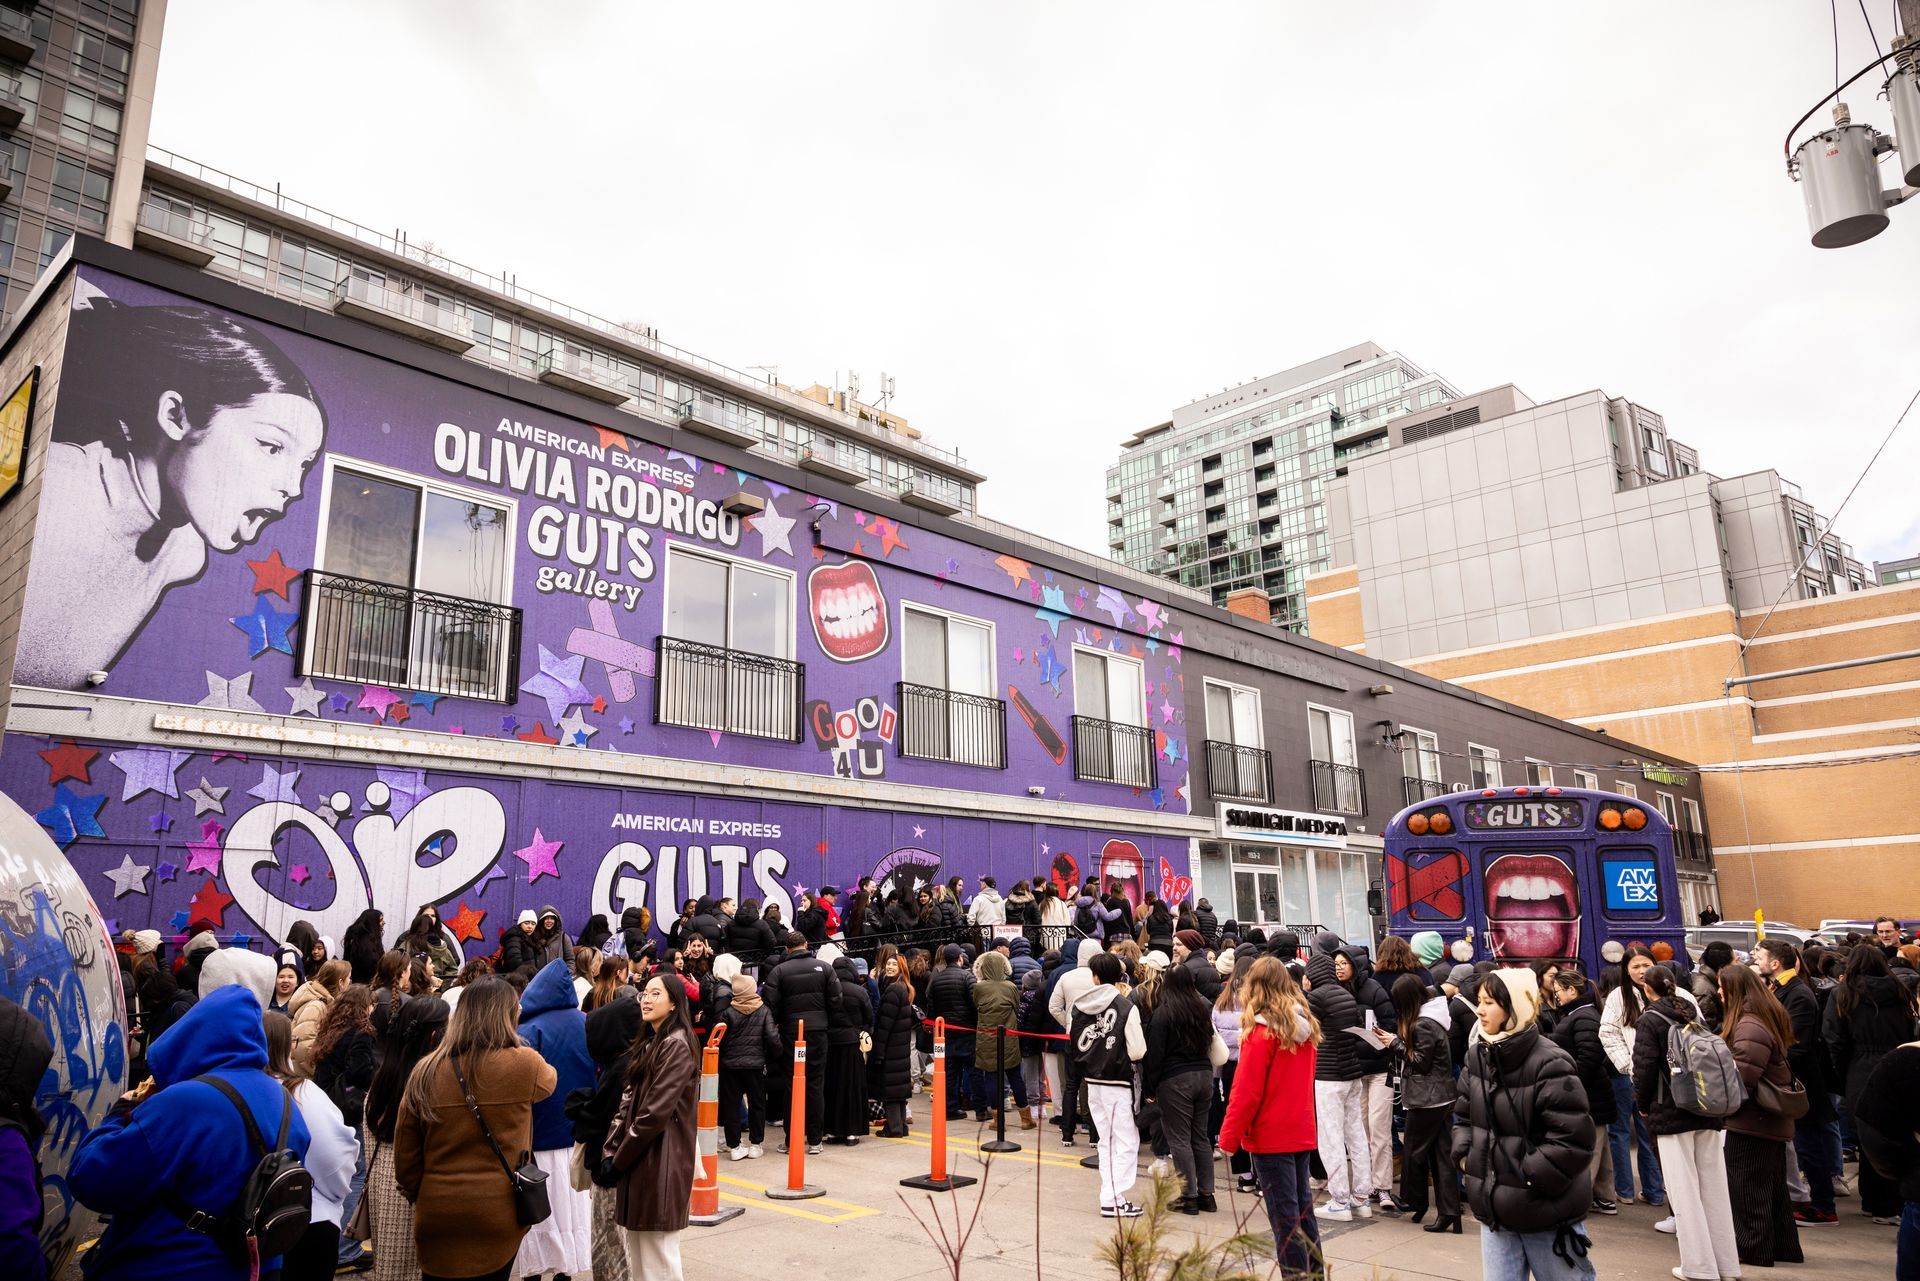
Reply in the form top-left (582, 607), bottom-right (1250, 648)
top-left (5, 889), bottom-right (1917, 1281)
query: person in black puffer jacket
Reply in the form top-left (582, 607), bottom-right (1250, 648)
top-left (761, 934), bottom-right (841, 1150)
top-left (1632, 964), bottom-right (1737, 1281)
top-left (1140, 899), bottom-right (1176, 955)
top-left (726, 899), bottom-right (781, 960)
top-left (1194, 899), bottom-right (1219, 948)
top-left (1856, 1043), bottom-right (1920, 1280)
top-left (1174, 931), bottom-right (1222, 1003)
top-left (499, 910), bottom-right (539, 975)
top-left (923, 944), bottom-right (981, 1120)
top-left (686, 897), bottom-right (728, 951)
top-left (1823, 945), bottom-right (1917, 1222)
top-left (824, 955), bottom-right (873, 1144)
top-left (1390, 974), bottom-right (1459, 1229)
top-left (1546, 970), bottom-right (1619, 1214)
top-left (713, 971), bottom-right (782, 1156)
top-left (869, 958), bottom-right (918, 1137)
top-left (1454, 968), bottom-right (1596, 1276)
top-left (1343, 947), bottom-right (1400, 1211)
top-left (1304, 949), bottom-right (1372, 1216)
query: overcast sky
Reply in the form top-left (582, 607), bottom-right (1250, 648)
top-left (149, 1), bottom-right (1920, 569)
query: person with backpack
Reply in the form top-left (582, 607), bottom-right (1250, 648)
top-left (1600, 943), bottom-right (1695, 1222)
top-left (261, 1010), bottom-right (358, 1281)
top-left (1455, 969), bottom-right (1595, 1281)
top-left (69, 986), bottom-right (316, 1281)
top-left (0, 997), bottom-right (53, 1281)
top-left (513, 958), bottom-right (596, 1279)
top-left (1631, 964), bottom-right (1739, 1281)
top-left (1718, 965), bottom-right (1805, 1268)
top-left (1070, 951), bottom-right (1147, 1218)
top-left (394, 976), bottom-right (556, 1281)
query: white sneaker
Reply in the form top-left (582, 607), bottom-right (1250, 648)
top-left (1654, 1216), bottom-right (1677, 1234)
top-left (1148, 1157), bottom-right (1174, 1179)
top-left (747, 1144), bottom-right (764, 1159)
top-left (1212, 1146), bottom-right (1224, 1161)
top-left (729, 1144), bottom-right (750, 1161)
top-left (1102, 1201), bottom-right (1145, 1218)
top-left (1354, 1199), bottom-right (1374, 1219)
top-left (807, 1143), bottom-right (823, 1155)
top-left (1835, 1175), bottom-right (1855, 1197)
top-left (1319, 1201), bottom-right (1355, 1222)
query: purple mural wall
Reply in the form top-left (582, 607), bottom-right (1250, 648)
top-left (0, 267), bottom-right (1197, 951)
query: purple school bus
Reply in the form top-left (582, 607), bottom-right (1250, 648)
top-left (1383, 786), bottom-right (1687, 975)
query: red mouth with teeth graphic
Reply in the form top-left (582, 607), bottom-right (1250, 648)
top-left (1484, 853), bottom-right (1581, 959)
top-left (808, 560), bottom-right (888, 662)
top-left (1099, 839), bottom-right (1144, 911)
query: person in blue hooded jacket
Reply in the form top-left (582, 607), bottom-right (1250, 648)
top-left (1006, 935), bottom-right (1041, 984)
top-left (69, 985), bottom-right (313, 1281)
top-left (514, 957), bottom-right (596, 1279)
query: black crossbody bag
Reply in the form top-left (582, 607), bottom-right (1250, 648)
top-left (449, 1052), bottom-right (551, 1226)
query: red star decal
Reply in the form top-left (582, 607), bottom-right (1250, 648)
top-left (189, 878), bottom-right (236, 928)
top-left (850, 539), bottom-right (864, 557)
top-left (816, 840), bottom-right (830, 855)
top-left (39, 738), bottom-right (97, 785)
top-left (592, 696), bottom-right (607, 714)
top-left (246, 549), bottom-right (300, 599)
top-left (810, 545), bottom-right (828, 561)
top-left (388, 702), bottom-right (411, 724)
top-left (594, 426), bottom-right (630, 452)
top-left (865, 518), bottom-right (909, 559)
top-left (518, 721), bottom-right (558, 745)
top-left (447, 901), bottom-right (487, 943)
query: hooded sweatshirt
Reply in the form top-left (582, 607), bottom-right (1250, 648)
top-left (0, 999), bottom-right (52, 1281)
top-left (198, 948), bottom-right (276, 1011)
top-left (1047, 939), bottom-right (1099, 1031)
top-left (1006, 935), bottom-right (1040, 983)
top-left (517, 958), bottom-right (595, 1152)
top-left (1068, 982), bottom-right (1145, 1086)
top-left (968, 887), bottom-right (1006, 927)
top-left (69, 987), bottom-right (314, 1281)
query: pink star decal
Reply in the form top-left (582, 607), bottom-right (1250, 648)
top-left (1160, 698), bottom-right (1177, 724)
top-left (289, 863), bottom-right (311, 885)
top-left (1168, 630), bottom-right (1185, 661)
top-left (1138, 598), bottom-right (1165, 632)
top-left (912, 824), bottom-right (926, 838)
top-left (515, 829), bottom-right (564, 882)
top-left (358, 685), bottom-right (402, 721)
top-left (185, 819), bottom-right (225, 874)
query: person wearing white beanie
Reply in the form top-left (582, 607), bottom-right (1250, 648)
top-left (199, 947), bottom-right (278, 1011)
top-left (131, 929), bottom-right (163, 956)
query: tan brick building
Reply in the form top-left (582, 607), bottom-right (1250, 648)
top-left (1308, 387), bottom-right (1912, 926)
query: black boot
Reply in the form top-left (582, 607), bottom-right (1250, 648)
top-left (1423, 1215), bottom-right (1462, 1234)
top-left (1196, 1194), bottom-right (1218, 1213)
top-left (1409, 1207), bottom-right (1426, 1225)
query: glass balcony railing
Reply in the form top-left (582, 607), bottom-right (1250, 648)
top-left (331, 276), bottom-right (472, 346)
top-left (535, 346), bottom-right (632, 401)
top-left (137, 198), bottom-right (215, 249)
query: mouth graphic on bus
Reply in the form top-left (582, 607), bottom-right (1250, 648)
top-left (1484, 853), bottom-right (1580, 959)
top-left (809, 560), bottom-right (888, 662)
top-left (1099, 839), bottom-right (1144, 910)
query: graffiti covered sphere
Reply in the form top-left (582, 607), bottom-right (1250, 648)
top-left (0, 791), bottom-right (127, 1276)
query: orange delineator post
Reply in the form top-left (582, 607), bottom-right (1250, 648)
top-left (900, 1016), bottom-right (977, 1191)
top-left (690, 1022), bottom-right (743, 1226)
top-left (766, 1023), bottom-right (823, 1200)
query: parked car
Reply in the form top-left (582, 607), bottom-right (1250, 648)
top-left (1812, 918), bottom-right (1920, 946)
top-left (1684, 922), bottom-right (1811, 961)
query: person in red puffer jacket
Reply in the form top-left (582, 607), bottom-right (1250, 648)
top-left (1218, 957), bottom-right (1323, 1279)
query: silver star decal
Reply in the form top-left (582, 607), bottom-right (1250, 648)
top-left (750, 501), bottom-right (797, 557)
top-left (200, 670), bottom-right (266, 713)
top-left (556, 708), bottom-right (597, 743)
top-left (104, 851), bottom-right (151, 898)
top-left (285, 678), bottom-right (327, 717)
top-left (187, 776), bottom-right (229, 816)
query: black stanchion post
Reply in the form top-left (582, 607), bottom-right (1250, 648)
top-left (980, 1027), bottom-right (1020, 1153)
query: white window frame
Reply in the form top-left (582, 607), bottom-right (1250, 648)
top-left (662, 542), bottom-right (797, 659)
top-left (1468, 743), bottom-right (1503, 789)
top-left (1681, 797), bottom-right (1703, 834)
top-left (1307, 703), bottom-right (1362, 814)
top-left (898, 600), bottom-right (1000, 768)
top-left (1656, 792), bottom-right (1678, 827)
top-left (1071, 643), bottom-right (1147, 727)
top-left (899, 600), bottom-right (996, 694)
top-left (1614, 781), bottom-right (1638, 799)
top-left (1523, 758), bottom-right (1554, 787)
top-left (1572, 769), bottom-right (1599, 791)
top-left (1204, 678), bottom-right (1267, 800)
top-left (312, 454), bottom-right (519, 601)
top-left (1401, 726), bottom-right (1441, 782)
top-left (1071, 644), bottom-right (1151, 786)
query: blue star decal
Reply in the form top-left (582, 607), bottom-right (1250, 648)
top-left (1037, 647), bottom-right (1066, 692)
top-left (1149, 787), bottom-right (1166, 809)
top-left (36, 784), bottom-right (106, 848)
top-left (1161, 736), bottom-right (1182, 766)
top-left (410, 691), bottom-right (445, 712)
top-left (1035, 584), bottom-right (1071, 637)
top-left (149, 811), bottom-right (173, 834)
top-left (170, 910), bottom-right (191, 932)
top-left (501, 714), bottom-right (520, 735)
top-left (231, 597), bottom-right (297, 657)
top-left (331, 693), bottom-right (351, 714)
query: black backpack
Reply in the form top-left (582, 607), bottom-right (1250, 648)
top-left (170, 1075), bottom-right (312, 1265)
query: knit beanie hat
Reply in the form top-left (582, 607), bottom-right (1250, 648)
top-left (517, 909), bottom-right (537, 926)
top-left (1410, 931), bottom-right (1445, 966)
top-left (182, 931), bottom-right (219, 958)
top-left (1445, 963), bottom-right (1476, 990)
top-left (1175, 929), bottom-right (1205, 953)
top-left (1215, 951), bottom-right (1237, 977)
top-left (131, 929), bottom-right (163, 955)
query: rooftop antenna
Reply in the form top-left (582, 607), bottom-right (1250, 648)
top-left (877, 372), bottom-right (896, 412)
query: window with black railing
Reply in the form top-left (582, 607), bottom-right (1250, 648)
top-left (897, 681), bottom-right (1006, 769)
top-left (1310, 759), bottom-right (1366, 814)
top-left (654, 635), bottom-right (804, 742)
top-left (1072, 715), bottom-right (1157, 788)
top-left (300, 570), bottom-right (522, 701)
top-left (1403, 775), bottom-right (1447, 807)
top-left (1205, 739), bottom-right (1270, 802)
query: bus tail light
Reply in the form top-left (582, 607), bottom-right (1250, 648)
top-left (1623, 807), bottom-right (1648, 831)
top-left (1597, 807), bottom-right (1623, 831)
top-left (1429, 810), bottom-right (1454, 835)
top-left (1407, 812), bottom-right (1430, 836)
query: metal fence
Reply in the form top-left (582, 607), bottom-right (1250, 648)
top-left (653, 635), bottom-right (805, 742)
top-left (300, 570), bottom-right (521, 701)
top-left (1309, 759), bottom-right (1367, 814)
top-left (1071, 715), bottom-right (1158, 788)
top-left (1204, 739), bottom-right (1271, 802)
top-left (897, 682), bottom-right (1007, 770)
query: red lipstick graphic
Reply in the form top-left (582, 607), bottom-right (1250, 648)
top-left (808, 560), bottom-right (888, 662)
top-left (1483, 852), bottom-right (1581, 959)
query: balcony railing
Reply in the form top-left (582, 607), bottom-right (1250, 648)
top-left (535, 346), bottom-right (632, 404)
top-left (676, 394), bottom-right (759, 446)
top-left (134, 198), bottom-right (217, 266)
top-left (1402, 775), bottom-right (1447, 807)
top-left (299, 571), bottom-right (522, 702)
top-left (1072, 715), bottom-right (1157, 788)
top-left (1205, 740), bottom-right (1271, 803)
top-left (331, 275), bottom-right (473, 351)
top-left (897, 682), bottom-right (1007, 770)
top-left (0, 7), bottom-right (30, 62)
top-left (654, 635), bottom-right (804, 742)
top-left (0, 72), bottom-right (23, 129)
top-left (899, 475), bottom-right (965, 515)
top-left (1309, 760), bottom-right (1366, 814)
top-left (1676, 829), bottom-right (1712, 864)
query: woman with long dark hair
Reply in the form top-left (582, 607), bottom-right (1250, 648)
top-left (1547, 970), bottom-right (1618, 1216)
top-left (1391, 972), bottom-right (1459, 1232)
top-left (566, 996), bottom-right (642, 1281)
top-left (395, 977), bottom-right (555, 1281)
top-left (369, 948), bottom-right (410, 1037)
top-left (1598, 943), bottom-right (1693, 1218)
top-left (342, 909), bottom-right (386, 986)
top-left (17, 294), bottom-right (328, 688)
top-left (1719, 965), bottom-right (1804, 1268)
top-left (1824, 943), bottom-right (1917, 1224)
top-left (404, 907), bottom-right (460, 987)
top-left (312, 985), bottom-right (377, 1131)
top-left (1143, 961), bottom-right (1221, 1213)
top-left (602, 973), bottom-right (701, 1281)
top-left (1211, 951), bottom-right (1255, 1195)
top-left (360, 996), bottom-right (448, 1281)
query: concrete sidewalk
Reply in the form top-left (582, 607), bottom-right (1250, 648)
top-left (673, 1121), bottom-right (1897, 1280)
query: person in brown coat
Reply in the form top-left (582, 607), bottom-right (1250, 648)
top-left (1718, 965), bottom-right (1804, 1270)
top-left (601, 971), bottom-right (701, 1281)
top-left (393, 976), bottom-right (556, 1281)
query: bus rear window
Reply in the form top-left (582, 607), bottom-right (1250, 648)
top-left (1601, 852), bottom-right (1661, 915)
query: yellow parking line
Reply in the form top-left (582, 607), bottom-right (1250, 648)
top-left (878, 1133), bottom-right (1088, 1170)
top-left (713, 1175), bottom-right (882, 1222)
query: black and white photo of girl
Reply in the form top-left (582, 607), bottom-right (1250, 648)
top-left (14, 284), bottom-right (327, 688)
